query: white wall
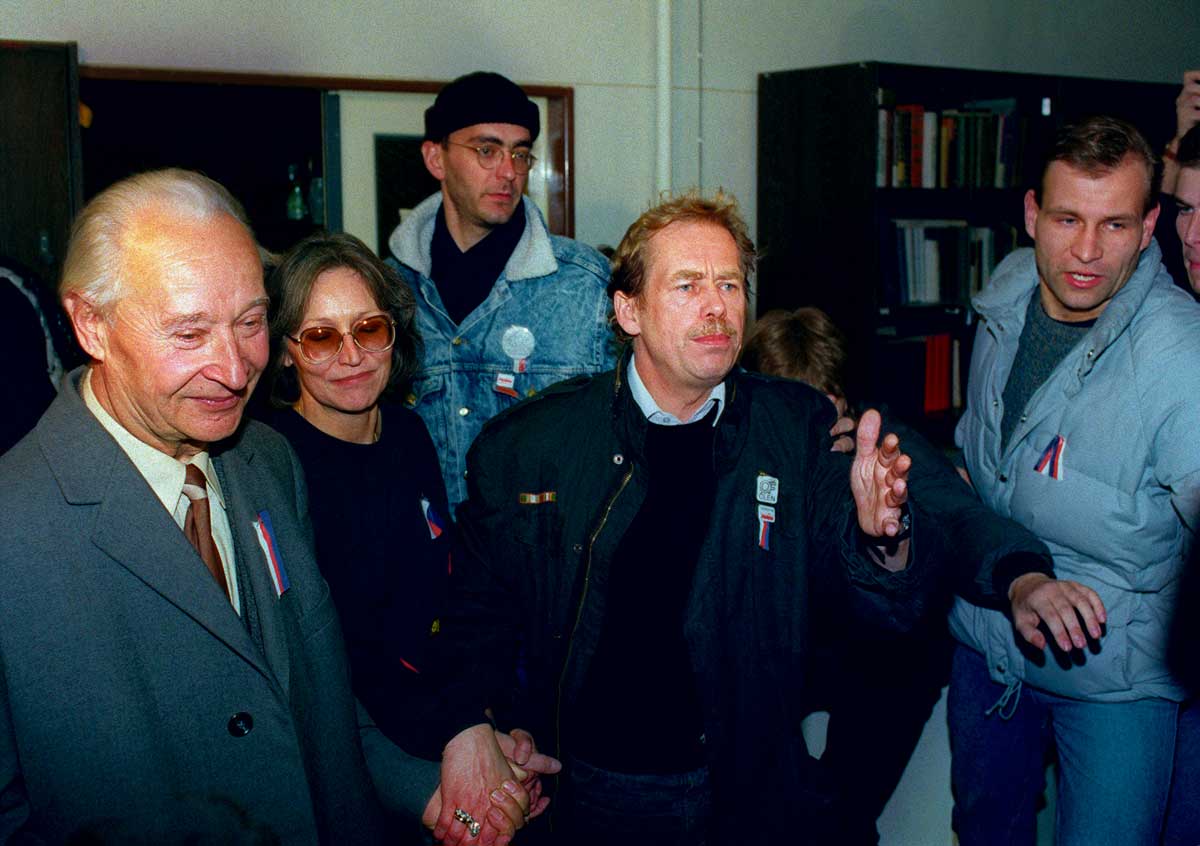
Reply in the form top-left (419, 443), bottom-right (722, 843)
top-left (6, 0), bottom-right (1198, 247)
top-left (5, 3), bottom-right (1199, 843)
top-left (669, 0), bottom-right (1200, 241)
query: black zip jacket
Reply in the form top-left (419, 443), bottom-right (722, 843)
top-left (421, 359), bottom-right (949, 843)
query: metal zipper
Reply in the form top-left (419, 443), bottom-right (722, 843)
top-left (553, 463), bottom-right (634, 761)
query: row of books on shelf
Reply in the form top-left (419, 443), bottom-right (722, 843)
top-left (876, 94), bottom-right (1031, 190)
top-left (884, 219), bottom-right (1019, 306)
top-left (877, 332), bottom-right (963, 417)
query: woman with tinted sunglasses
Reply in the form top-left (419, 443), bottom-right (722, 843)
top-left (258, 231), bottom-right (451, 755)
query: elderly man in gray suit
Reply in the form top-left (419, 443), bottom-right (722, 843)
top-left (0, 169), bottom-right (539, 844)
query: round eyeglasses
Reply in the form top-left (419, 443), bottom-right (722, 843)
top-left (446, 141), bottom-right (538, 175)
top-left (285, 315), bottom-right (396, 364)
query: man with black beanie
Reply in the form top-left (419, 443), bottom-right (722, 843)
top-left (387, 71), bottom-right (614, 509)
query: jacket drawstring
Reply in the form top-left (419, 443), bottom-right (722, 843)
top-left (985, 678), bottom-right (1022, 720)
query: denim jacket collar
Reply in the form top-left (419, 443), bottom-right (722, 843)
top-left (389, 192), bottom-right (560, 283)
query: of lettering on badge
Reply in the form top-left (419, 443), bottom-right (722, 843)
top-left (756, 473), bottom-right (779, 504)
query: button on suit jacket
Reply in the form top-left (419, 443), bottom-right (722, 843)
top-left (0, 369), bottom-right (438, 844)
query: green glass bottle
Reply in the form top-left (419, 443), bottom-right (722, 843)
top-left (286, 164), bottom-right (308, 222)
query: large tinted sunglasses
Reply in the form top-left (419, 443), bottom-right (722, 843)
top-left (285, 315), bottom-right (396, 364)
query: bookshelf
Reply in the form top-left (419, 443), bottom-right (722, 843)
top-left (757, 62), bottom-right (1177, 443)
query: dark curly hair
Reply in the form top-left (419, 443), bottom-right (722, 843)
top-left (265, 232), bottom-right (421, 407)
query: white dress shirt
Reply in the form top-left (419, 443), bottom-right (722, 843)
top-left (81, 369), bottom-right (241, 614)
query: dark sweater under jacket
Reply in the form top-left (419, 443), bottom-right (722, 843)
top-left (421, 355), bottom-right (950, 844)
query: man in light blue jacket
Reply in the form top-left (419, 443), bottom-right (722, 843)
top-left (950, 116), bottom-right (1200, 846)
top-left (387, 72), bottom-right (614, 507)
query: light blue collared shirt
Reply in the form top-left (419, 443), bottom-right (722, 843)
top-left (627, 354), bottom-right (725, 426)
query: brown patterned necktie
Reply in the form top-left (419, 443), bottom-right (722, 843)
top-left (183, 463), bottom-right (231, 601)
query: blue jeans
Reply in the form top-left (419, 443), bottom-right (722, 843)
top-left (558, 756), bottom-right (712, 846)
top-left (1164, 697), bottom-right (1200, 845)
top-left (948, 645), bottom-right (1177, 846)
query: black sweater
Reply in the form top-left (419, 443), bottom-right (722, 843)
top-left (258, 403), bottom-right (452, 750)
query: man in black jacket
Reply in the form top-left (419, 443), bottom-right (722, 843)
top-left (430, 192), bottom-right (940, 845)
top-left (742, 305), bottom-right (1054, 844)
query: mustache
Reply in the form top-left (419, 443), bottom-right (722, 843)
top-left (688, 319), bottom-right (738, 339)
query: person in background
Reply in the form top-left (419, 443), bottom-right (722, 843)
top-left (1152, 70), bottom-right (1200, 292)
top-left (1160, 69), bottom-right (1200, 198)
top-left (741, 306), bottom-right (1054, 846)
top-left (1158, 121), bottom-right (1200, 846)
top-left (1170, 123), bottom-right (1200, 294)
top-left (259, 231), bottom-right (452, 755)
top-left (0, 258), bottom-right (69, 455)
top-left (386, 71), bottom-right (614, 509)
top-left (950, 116), bottom-right (1200, 845)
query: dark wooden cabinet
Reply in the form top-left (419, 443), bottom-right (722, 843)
top-left (757, 62), bottom-right (1177, 442)
top-left (0, 40), bottom-right (83, 294)
top-left (78, 74), bottom-right (327, 255)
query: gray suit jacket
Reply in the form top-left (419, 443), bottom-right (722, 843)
top-left (0, 370), bottom-right (439, 844)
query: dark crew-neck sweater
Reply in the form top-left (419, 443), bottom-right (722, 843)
top-left (570, 410), bottom-right (718, 774)
top-left (430, 201), bottom-right (526, 326)
top-left (1000, 292), bottom-right (1095, 450)
top-left (256, 403), bottom-right (452, 750)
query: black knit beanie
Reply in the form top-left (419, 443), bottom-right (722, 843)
top-left (424, 71), bottom-right (540, 142)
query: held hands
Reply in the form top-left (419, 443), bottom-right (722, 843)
top-left (849, 408), bottom-right (911, 539)
top-left (1008, 572), bottom-right (1107, 652)
top-left (422, 779), bottom-right (526, 846)
top-left (495, 728), bottom-right (559, 821)
top-left (429, 723), bottom-right (561, 845)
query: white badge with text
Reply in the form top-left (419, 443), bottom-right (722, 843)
top-left (756, 474), bottom-right (779, 504)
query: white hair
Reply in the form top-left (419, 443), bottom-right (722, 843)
top-left (60, 168), bottom-right (259, 311)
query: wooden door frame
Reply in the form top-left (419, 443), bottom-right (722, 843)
top-left (79, 65), bottom-right (576, 237)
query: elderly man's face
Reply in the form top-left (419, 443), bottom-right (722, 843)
top-left (615, 220), bottom-right (746, 412)
top-left (78, 210), bottom-right (269, 458)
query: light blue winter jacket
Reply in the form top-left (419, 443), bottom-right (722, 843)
top-left (387, 193), bottom-right (615, 506)
top-left (951, 239), bottom-right (1200, 703)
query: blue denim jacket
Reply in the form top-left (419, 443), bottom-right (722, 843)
top-left (388, 193), bottom-right (615, 506)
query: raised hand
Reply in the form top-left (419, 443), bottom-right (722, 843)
top-left (1163, 70), bottom-right (1200, 193)
top-left (1175, 70), bottom-right (1200, 143)
top-left (849, 408), bottom-right (910, 538)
